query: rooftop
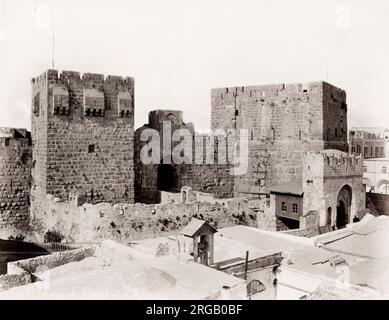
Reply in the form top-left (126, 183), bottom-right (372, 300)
top-left (0, 240), bottom-right (246, 300)
top-left (180, 218), bottom-right (217, 238)
top-left (269, 179), bottom-right (303, 196)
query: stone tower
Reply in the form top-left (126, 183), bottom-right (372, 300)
top-left (211, 81), bottom-right (349, 197)
top-left (31, 70), bottom-right (135, 218)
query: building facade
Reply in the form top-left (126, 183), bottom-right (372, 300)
top-left (349, 129), bottom-right (385, 158)
top-left (363, 158), bottom-right (389, 194)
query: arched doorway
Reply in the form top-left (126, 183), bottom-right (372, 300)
top-left (157, 163), bottom-right (177, 191)
top-left (247, 280), bottom-right (266, 299)
top-left (336, 185), bottom-right (352, 229)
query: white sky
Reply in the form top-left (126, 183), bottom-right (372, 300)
top-left (0, 0), bottom-right (388, 131)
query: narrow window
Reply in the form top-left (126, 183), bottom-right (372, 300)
top-left (4, 138), bottom-right (10, 147)
top-left (292, 203), bottom-right (298, 214)
top-left (298, 130), bottom-right (302, 141)
top-left (327, 207), bottom-right (332, 225)
top-left (281, 202), bottom-right (287, 212)
top-left (88, 144), bottom-right (95, 153)
top-left (235, 109), bottom-right (239, 116)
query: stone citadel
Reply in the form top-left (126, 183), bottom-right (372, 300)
top-left (0, 69), bottom-right (366, 242)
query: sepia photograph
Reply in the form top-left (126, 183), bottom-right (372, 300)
top-left (0, 0), bottom-right (388, 309)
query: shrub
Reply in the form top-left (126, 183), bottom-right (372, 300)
top-left (8, 234), bottom-right (25, 241)
top-left (44, 230), bottom-right (64, 243)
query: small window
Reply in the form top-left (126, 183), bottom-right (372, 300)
top-left (382, 166), bottom-right (387, 174)
top-left (235, 110), bottom-right (239, 116)
top-left (88, 144), bottom-right (95, 153)
top-left (335, 128), bottom-right (338, 137)
top-left (298, 130), bottom-right (302, 141)
top-left (281, 202), bottom-right (287, 212)
top-left (292, 203), bottom-right (298, 214)
top-left (363, 166), bottom-right (367, 172)
top-left (4, 138), bottom-right (10, 147)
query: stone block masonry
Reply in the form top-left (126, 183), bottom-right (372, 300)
top-left (134, 110), bottom-right (234, 204)
top-left (0, 128), bottom-right (32, 232)
top-left (31, 195), bottom-right (258, 243)
top-left (211, 82), bottom-right (349, 197)
top-left (31, 70), bottom-right (135, 222)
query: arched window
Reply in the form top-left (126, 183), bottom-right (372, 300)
top-left (247, 280), bottom-right (266, 297)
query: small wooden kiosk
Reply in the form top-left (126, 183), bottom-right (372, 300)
top-left (180, 218), bottom-right (217, 266)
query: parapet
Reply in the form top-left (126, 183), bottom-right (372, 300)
top-left (304, 149), bottom-right (363, 177)
top-left (32, 69), bottom-right (134, 88)
top-left (32, 69), bottom-right (135, 120)
top-left (211, 81), bottom-right (326, 104)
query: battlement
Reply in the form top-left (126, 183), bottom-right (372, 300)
top-left (32, 69), bottom-right (134, 87)
top-left (211, 81), bottom-right (346, 107)
top-left (32, 69), bottom-right (135, 120)
top-left (307, 150), bottom-right (362, 163)
top-left (304, 150), bottom-right (363, 178)
top-left (212, 81), bottom-right (319, 100)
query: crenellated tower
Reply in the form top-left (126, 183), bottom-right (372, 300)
top-left (31, 69), bottom-right (135, 219)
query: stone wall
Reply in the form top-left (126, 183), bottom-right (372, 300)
top-left (31, 70), bottom-right (135, 221)
top-left (134, 110), bottom-right (234, 203)
top-left (7, 247), bottom-right (95, 275)
top-left (0, 128), bottom-right (32, 232)
top-left (0, 272), bottom-right (31, 291)
top-left (30, 195), bottom-right (258, 243)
